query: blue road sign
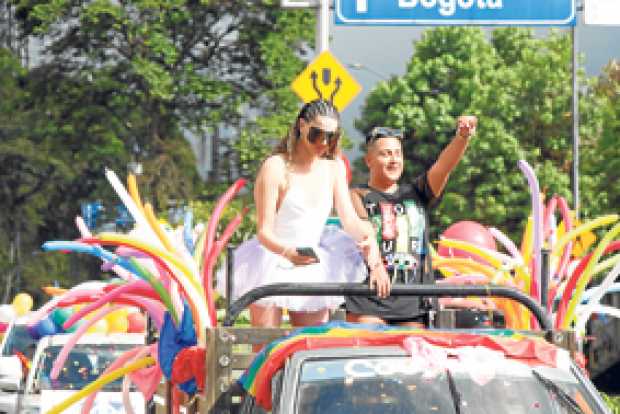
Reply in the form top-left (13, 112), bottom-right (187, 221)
top-left (335, 0), bottom-right (575, 26)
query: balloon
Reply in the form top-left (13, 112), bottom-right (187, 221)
top-left (46, 356), bottom-right (155, 414)
top-left (575, 259), bottom-right (620, 334)
top-left (203, 207), bottom-right (249, 327)
top-left (86, 318), bottom-right (108, 334)
top-left (106, 310), bottom-right (129, 333)
top-left (62, 292), bottom-right (165, 332)
top-left (85, 236), bottom-right (206, 341)
top-left (127, 173), bottom-right (147, 217)
top-left (0, 304), bottom-right (16, 322)
top-left (35, 316), bottom-right (58, 337)
top-left (555, 235), bottom-right (620, 329)
top-left (127, 312), bottom-right (146, 333)
top-left (65, 319), bottom-right (83, 334)
top-left (51, 307), bottom-right (73, 329)
top-left (12, 293), bottom-right (33, 316)
top-left (488, 227), bottom-right (523, 263)
top-left (42, 286), bottom-right (67, 296)
top-left (27, 282), bottom-right (107, 328)
top-left (105, 168), bottom-right (159, 244)
top-left (438, 221), bottom-right (497, 265)
top-left (518, 160), bottom-right (543, 304)
top-left (563, 222), bottom-right (620, 328)
top-left (52, 305), bottom-right (123, 380)
top-left (80, 346), bottom-right (144, 414)
top-left (204, 178), bottom-right (246, 257)
top-left (27, 323), bottom-right (41, 340)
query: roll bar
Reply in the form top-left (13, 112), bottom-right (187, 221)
top-left (223, 283), bottom-right (552, 330)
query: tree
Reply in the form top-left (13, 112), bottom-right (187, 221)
top-left (585, 60), bottom-right (620, 216)
top-left (357, 27), bottom-right (605, 241)
top-left (1, 1), bottom-right (316, 301)
top-left (0, 49), bottom-right (74, 301)
top-left (10, 0), bottom-right (315, 197)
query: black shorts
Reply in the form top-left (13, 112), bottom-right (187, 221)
top-left (345, 283), bottom-right (430, 325)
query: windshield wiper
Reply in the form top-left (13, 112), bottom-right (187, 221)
top-left (532, 369), bottom-right (585, 414)
top-left (445, 369), bottom-right (462, 414)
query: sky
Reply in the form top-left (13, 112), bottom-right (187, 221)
top-left (328, 14), bottom-right (620, 159)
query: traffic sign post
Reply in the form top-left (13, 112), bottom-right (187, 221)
top-left (291, 51), bottom-right (362, 111)
top-left (336, 0), bottom-right (576, 26)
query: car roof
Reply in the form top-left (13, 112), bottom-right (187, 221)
top-left (38, 333), bottom-right (146, 347)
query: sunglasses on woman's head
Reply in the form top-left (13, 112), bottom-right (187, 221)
top-left (307, 126), bottom-right (340, 145)
top-left (366, 127), bottom-right (404, 144)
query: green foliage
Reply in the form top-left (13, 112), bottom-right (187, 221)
top-left (584, 61), bottom-right (620, 218)
top-left (602, 393), bottom-right (620, 413)
top-left (357, 27), bottom-right (607, 241)
top-left (235, 8), bottom-right (315, 179)
top-left (0, 2), bottom-right (315, 302)
top-left (191, 189), bottom-right (256, 248)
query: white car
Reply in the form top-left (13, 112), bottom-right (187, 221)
top-left (18, 333), bottom-right (146, 414)
top-left (0, 318), bottom-right (37, 414)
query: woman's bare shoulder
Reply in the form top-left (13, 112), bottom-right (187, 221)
top-left (259, 154), bottom-right (287, 175)
top-left (326, 158), bottom-right (347, 175)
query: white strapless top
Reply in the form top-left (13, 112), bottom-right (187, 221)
top-left (273, 170), bottom-right (332, 247)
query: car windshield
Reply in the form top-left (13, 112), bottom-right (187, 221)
top-left (1, 324), bottom-right (37, 360)
top-left (297, 356), bottom-right (604, 414)
top-left (35, 343), bottom-right (138, 392)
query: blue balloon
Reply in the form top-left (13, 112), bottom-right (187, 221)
top-left (27, 324), bottom-right (41, 340)
top-left (35, 316), bottom-right (58, 338)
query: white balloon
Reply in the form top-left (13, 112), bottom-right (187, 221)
top-left (0, 304), bottom-right (16, 322)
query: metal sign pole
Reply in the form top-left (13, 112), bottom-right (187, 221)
top-left (316, 0), bottom-right (329, 53)
top-left (282, 0), bottom-right (330, 55)
top-left (572, 4), bottom-right (580, 220)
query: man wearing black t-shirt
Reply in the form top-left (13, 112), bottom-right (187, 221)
top-left (346, 116), bottom-right (477, 327)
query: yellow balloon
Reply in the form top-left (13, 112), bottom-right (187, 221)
top-left (86, 318), bottom-right (108, 334)
top-left (106, 310), bottom-right (129, 333)
top-left (12, 293), bottom-right (33, 316)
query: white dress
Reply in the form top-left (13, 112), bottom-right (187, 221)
top-left (219, 168), bottom-right (367, 311)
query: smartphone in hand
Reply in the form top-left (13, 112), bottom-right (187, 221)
top-left (296, 247), bottom-right (319, 261)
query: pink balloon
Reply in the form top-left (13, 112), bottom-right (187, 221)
top-left (63, 293), bottom-right (163, 332)
top-left (28, 288), bottom-right (104, 328)
top-left (204, 178), bottom-right (246, 258)
top-left (203, 207), bottom-right (249, 326)
top-left (63, 281), bottom-right (157, 330)
top-left (121, 350), bottom-right (146, 414)
top-left (51, 305), bottom-right (123, 380)
top-left (127, 312), bottom-right (146, 333)
top-left (80, 345), bottom-right (150, 414)
top-left (437, 221), bottom-right (497, 265)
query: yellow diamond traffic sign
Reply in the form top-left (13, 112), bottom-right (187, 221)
top-left (291, 51), bottom-right (362, 111)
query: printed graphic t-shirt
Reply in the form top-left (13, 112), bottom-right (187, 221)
top-left (345, 173), bottom-right (442, 322)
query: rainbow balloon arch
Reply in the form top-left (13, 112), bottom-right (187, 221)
top-left (5, 159), bottom-right (619, 413)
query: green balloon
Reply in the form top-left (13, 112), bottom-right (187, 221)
top-left (65, 319), bottom-right (83, 333)
top-left (51, 307), bottom-right (73, 328)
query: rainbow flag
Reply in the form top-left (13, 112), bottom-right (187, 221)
top-left (239, 321), bottom-right (560, 410)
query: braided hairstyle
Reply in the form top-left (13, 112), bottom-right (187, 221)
top-left (273, 99), bottom-right (341, 161)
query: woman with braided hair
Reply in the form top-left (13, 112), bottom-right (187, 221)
top-left (227, 99), bottom-right (390, 328)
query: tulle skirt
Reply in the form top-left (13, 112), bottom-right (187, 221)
top-left (217, 226), bottom-right (367, 311)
